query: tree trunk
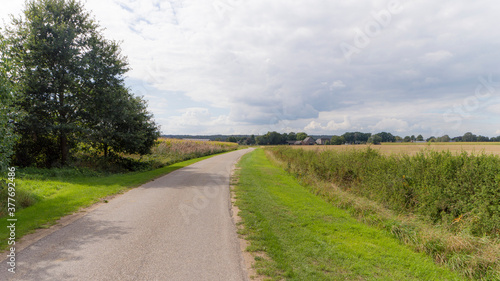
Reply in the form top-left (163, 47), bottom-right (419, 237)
top-left (60, 134), bottom-right (68, 165)
top-left (104, 144), bottom-right (108, 158)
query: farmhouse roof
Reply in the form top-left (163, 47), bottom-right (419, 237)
top-left (302, 137), bottom-right (315, 145)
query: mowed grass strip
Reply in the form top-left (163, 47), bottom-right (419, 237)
top-left (0, 155), bottom-right (215, 250)
top-left (234, 149), bottom-right (463, 280)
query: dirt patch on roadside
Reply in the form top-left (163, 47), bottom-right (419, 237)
top-left (230, 166), bottom-right (268, 281)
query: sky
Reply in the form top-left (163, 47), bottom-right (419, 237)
top-left (2, 0), bottom-right (500, 137)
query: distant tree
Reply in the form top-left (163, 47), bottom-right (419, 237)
top-left (296, 132), bottom-right (308, 141)
top-left (268, 131), bottom-right (283, 145)
top-left (436, 135), bottom-right (450, 142)
top-left (249, 135), bottom-right (256, 145)
top-left (395, 136), bottom-right (403, 142)
top-left (330, 135), bottom-right (345, 145)
top-left (426, 136), bottom-right (436, 142)
top-left (403, 136), bottom-right (411, 142)
top-left (256, 131), bottom-right (284, 145)
top-left (477, 135), bottom-right (489, 142)
top-left (411, 135), bottom-right (416, 141)
top-left (287, 132), bottom-right (297, 141)
top-left (227, 136), bottom-right (237, 143)
top-left (368, 135), bottom-right (382, 145)
top-left (256, 135), bottom-right (267, 145)
top-left (341, 132), bottom-right (371, 144)
top-left (375, 132), bottom-right (395, 142)
top-left (462, 132), bottom-right (477, 142)
top-left (281, 133), bottom-right (288, 143)
top-left (416, 134), bottom-right (424, 141)
top-left (491, 136), bottom-right (500, 142)
top-left (342, 132), bottom-right (355, 144)
top-left (244, 135), bottom-right (256, 145)
top-left (356, 132), bottom-right (371, 143)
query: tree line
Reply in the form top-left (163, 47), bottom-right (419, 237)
top-left (0, 0), bottom-right (159, 169)
top-left (224, 131), bottom-right (500, 145)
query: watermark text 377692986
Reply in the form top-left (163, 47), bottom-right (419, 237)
top-left (6, 166), bottom-right (17, 273)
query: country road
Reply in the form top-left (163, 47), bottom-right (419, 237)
top-left (1, 148), bottom-right (254, 281)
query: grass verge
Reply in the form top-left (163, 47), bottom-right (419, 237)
top-left (233, 149), bottom-right (463, 280)
top-left (0, 154), bottom-right (217, 251)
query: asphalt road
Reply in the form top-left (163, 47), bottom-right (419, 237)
top-left (1, 148), bottom-right (253, 281)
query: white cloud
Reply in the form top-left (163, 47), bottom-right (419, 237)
top-left (2, 1), bottom-right (500, 137)
top-left (421, 50), bottom-right (453, 63)
top-left (371, 118), bottom-right (409, 133)
top-left (329, 80), bottom-right (346, 90)
top-left (304, 116), bottom-right (351, 133)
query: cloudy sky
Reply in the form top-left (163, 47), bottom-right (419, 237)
top-left (2, 0), bottom-right (500, 137)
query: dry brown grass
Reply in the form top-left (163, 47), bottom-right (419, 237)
top-left (294, 142), bottom-right (500, 156)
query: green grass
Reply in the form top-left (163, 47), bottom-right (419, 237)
top-left (234, 149), bottom-right (463, 280)
top-left (0, 154), bottom-right (215, 250)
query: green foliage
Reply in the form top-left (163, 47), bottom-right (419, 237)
top-left (0, 33), bottom-right (18, 171)
top-left (256, 131), bottom-right (287, 145)
top-left (374, 131), bottom-right (395, 142)
top-left (0, 180), bottom-right (39, 217)
top-left (271, 147), bottom-right (500, 238)
top-left (85, 89), bottom-right (159, 157)
top-left (330, 135), bottom-right (345, 145)
top-left (296, 132), bottom-right (307, 141)
top-left (342, 132), bottom-right (371, 144)
top-left (368, 134), bottom-right (382, 144)
top-left (2, 0), bottom-right (159, 167)
top-left (437, 135), bottom-right (451, 142)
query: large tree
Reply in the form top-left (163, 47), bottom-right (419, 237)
top-left (0, 32), bottom-right (18, 171)
top-left (4, 0), bottom-right (158, 166)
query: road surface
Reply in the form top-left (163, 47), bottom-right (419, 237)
top-left (1, 148), bottom-right (253, 281)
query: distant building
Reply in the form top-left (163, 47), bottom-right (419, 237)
top-left (302, 137), bottom-right (316, 145)
top-left (294, 141), bottom-right (303, 145)
top-left (315, 138), bottom-right (329, 145)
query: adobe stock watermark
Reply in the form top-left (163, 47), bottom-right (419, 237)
top-left (178, 169), bottom-right (231, 224)
top-left (340, 0), bottom-right (404, 63)
top-left (441, 74), bottom-right (500, 132)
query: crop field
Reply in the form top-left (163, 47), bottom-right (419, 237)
top-left (269, 145), bottom-right (500, 279)
top-left (294, 142), bottom-right (500, 156)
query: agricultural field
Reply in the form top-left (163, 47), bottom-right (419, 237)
top-left (135, 138), bottom-right (239, 166)
top-left (295, 142), bottom-right (500, 156)
top-left (267, 146), bottom-right (500, 279)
